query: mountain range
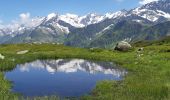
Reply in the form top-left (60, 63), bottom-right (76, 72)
top-left (0, 0), bottom-right (170, 48)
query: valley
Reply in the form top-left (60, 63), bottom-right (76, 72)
top-left (0, 0), bottom-right (170, 100)
top-left (0, 37), bottom-right (170, 99)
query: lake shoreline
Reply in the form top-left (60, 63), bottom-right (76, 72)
top-left (0, 43), bottom-right (170, 100)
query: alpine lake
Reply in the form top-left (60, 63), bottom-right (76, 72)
top-left (4, 59), bottom-right (127, 98)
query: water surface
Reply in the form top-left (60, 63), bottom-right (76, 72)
top-left (5, 59), bottom-right (127, 97)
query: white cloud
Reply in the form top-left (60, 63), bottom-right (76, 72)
top-left (18, 13), bottom-right (44, 28)
top-left (19, 13), bottom-right (30, 23)
top-left (0, 12), bottom-right (44, 31)
top-left (115, 0), bottom-right (159, 4)
top-left (20, 13), bottom-right (30, 20)
top-left (139, 0), bottom-right (159, 5)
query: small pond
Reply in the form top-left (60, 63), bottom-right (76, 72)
top-left (5, 59), bottom-right (127, 97)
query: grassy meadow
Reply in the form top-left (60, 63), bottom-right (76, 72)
top-left (0, 41), bottom-right (170, 100)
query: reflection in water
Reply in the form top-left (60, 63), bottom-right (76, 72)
top-left (5, 59), bottom-right (127, 97)
top-left (19, 59), bottom-right (127, 77)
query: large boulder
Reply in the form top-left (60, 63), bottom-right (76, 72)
top-left (114, 41), bottom-right (132, 51)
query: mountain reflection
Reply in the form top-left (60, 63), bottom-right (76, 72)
top-left (18, 59), bottom-right (127, 77)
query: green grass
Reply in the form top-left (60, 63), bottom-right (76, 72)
top-left (0, 42), bottom-right (170, 100)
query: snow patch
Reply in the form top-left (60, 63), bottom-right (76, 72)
top-left (132, 7), bottom-right (170, 22)
top-left (156, 10), bottom-right (170, 19)
top-left (47, 13), bottom-right (57, 21)
top-left (105, 11), bottom-right (126, 19)
top-left (59, 14), bottom-right (85, 28)
top-left (56, 23), bottom-right (70, 34)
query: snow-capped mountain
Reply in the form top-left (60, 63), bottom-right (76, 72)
top-left (43, 11), bottom-right (126, 28)
top-left (0, 16), bottom-right (44, 37)
top-left (79, 13), bottom-right (105, 26)
top-left (0, 10), bottom-right (128, 43)
top-left (105, 10), bottom-right (127, 19)
top-left (65, 0), bottom-right (170, 48)
top-left (59, 13), bottom-right (85, 27)
top-left (0, 0), bottom-right (170, 45)
top-left (129, 0), bottom-right (170, 22)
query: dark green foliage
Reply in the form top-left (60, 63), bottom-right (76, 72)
top-left (134, 21), bottom-right (170, 42)
top-left (65, 21), bottom-right (170, 49)
top-left (65, 20), bottom-right (151, 49)
top-left (65, 18), bottom-right (117, 47)
top-left (133, 36), bottom-right (170, 47)
top-left (89, 20), bottom-right (146, 48)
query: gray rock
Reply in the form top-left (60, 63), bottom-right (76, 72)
top-left (138, 47), bottom-right (144, 52)
top-left (114, 41), bottom-right (132, 51)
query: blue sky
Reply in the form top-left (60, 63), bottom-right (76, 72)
top-left (0, 0), bottom-right (155, 23)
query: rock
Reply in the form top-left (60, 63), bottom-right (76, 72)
top-left (114, 41), bottom-right (132, 51)
top-left (0, 54), bottom-right (5, 60)
top-left (17, 50), bottom-right (29, 55)
top-left (138, 47), bottom-right (144, 51)
top-left (89, 47), bottom-right (103, 52)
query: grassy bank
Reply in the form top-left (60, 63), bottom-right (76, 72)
top-left (0, 43), bottom-right (170, 100)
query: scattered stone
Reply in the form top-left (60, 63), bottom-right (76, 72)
top-left (89, 47), bottom-right (103, 52)
top-left (138, 47), bottom-right (144, 51)
top-left (0, 54), bottom-right (5, 60)
top-left (90, 48), bottom-right (94, 50)
top-left (57, 43), bottom-right (62, 45)
top-left (17, 50), bottom-right (29, 55)
top-left (114, 41), bottom-right (132, 51)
